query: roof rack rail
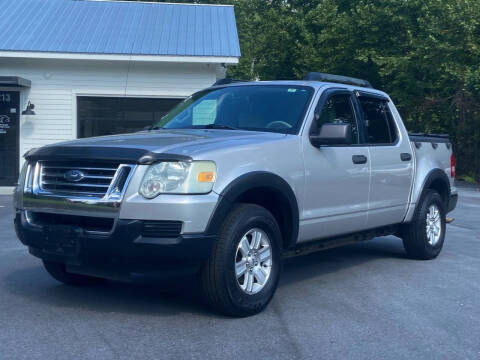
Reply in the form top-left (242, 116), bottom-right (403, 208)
top-left (212, 77), bottom-right (249, 86)
top-left (303, 72), bottom-right (373, 88)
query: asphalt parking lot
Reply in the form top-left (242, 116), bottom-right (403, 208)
top-left (0, 185), bottom-right (479, 360)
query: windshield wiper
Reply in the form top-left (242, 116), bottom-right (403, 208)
top-left (201, 124), bottom-right (240, 130)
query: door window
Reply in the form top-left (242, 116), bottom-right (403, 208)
top-left (358, 96), bottom-right (398, 144)
top-left (315, 93), bottom-right (359, 144)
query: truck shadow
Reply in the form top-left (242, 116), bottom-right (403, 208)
top-left (4, 236), bottom-right (407, 318)
top-left (280, 236), bottom-right (407, 287)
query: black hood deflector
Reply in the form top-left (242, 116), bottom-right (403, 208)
top-left (24, 146), bottom-right (192, 165)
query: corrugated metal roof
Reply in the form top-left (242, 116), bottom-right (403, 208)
top-left (0, 0), bottom-right (240, 57)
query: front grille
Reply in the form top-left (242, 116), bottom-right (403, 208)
top-left (39, 161), bottom-right (130, 198)
top-left (28, 212), bottom-right (114, 233)
top-left (142, 220), bottom-right (183, 238)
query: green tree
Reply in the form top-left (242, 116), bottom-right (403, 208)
top-left (123, 0), bottom-right (480, 181)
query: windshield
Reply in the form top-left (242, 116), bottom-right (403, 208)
top-left (154, 85), bottom-right (314, 134)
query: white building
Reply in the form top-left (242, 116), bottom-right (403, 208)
top-left (0, 0), bottom-right (240, 186)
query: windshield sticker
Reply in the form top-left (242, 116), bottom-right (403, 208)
top-left (287, 88), bottom-right (297, 93)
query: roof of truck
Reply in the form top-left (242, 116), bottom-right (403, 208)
top-left (211, 80), bottom-right (389, 98)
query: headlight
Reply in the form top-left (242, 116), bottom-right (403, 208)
top-left (139, 161), bottom-right (216, 199)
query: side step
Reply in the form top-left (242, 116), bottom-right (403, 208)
top-left (283, 225), bottom-right (398, 258)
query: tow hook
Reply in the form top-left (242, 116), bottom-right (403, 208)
top-left (446, 217), bottom-right (455, 224)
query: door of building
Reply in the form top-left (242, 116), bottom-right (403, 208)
top-left (0, 91), bottom-right (19, 186)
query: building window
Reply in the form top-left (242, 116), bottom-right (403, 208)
top-left (77, 97), bottom-right (183, 138)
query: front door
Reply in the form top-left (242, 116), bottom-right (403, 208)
top-left (0, 91), bottom-right (19, 186)
top-left (299, 89), bottom-right (370, 242)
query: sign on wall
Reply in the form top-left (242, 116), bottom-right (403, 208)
top-left (0, 114), bottom-right (11, 134)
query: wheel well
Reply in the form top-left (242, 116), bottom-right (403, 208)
top-left (428, 178), bottom-right (449, 208)
top-left (235, 187), bottom-right (293, 250)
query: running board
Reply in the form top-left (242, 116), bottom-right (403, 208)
top-left (284, 225), bottom-right (398, 259)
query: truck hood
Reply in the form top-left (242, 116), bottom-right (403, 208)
top-left (26, 129), bottom-right (288, 162)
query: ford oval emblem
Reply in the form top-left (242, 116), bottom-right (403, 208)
top-left (64, 169), bottom-right (85, 182)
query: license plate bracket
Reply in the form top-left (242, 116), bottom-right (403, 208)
top-left (43, 225), bottom-right (82, 256)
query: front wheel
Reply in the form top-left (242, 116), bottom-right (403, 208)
top-left (401, 189), bottom-right (446, 260)
top-left (201, 204), bottom-right (282, 317)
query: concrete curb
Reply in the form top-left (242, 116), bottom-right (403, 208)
top-left (0, 187), bottom-right (15, 195)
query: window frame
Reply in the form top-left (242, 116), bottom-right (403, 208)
top-left (309, 88), bottom-right (364, 147)
top-left (354, 91), bottom-right (399, 147)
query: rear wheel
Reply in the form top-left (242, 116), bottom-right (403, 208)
top-left (401, 189), bottom-right (446, 260)
top-left (201, 204), bottom-right (282, 317)
top-left (42, 260), bottom-right (104, 286)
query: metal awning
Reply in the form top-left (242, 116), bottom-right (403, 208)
top-left (0, 76), bottom-right (31, 87)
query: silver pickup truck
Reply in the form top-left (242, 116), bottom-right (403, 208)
top-left (14, 73), bottom-right (457, 316)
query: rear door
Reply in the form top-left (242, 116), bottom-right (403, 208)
top-left (300, 89), bottom-right (370, 242)
top-left (355, 92), bottom-right (413, 228)
top-left (0, 91), bottom-right (19, 186)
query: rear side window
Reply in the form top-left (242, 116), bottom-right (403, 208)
top-left (358, 96), bottom-right (397, 144)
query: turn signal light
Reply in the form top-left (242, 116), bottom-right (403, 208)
top-left (198, 171), bottom-right (215, 183)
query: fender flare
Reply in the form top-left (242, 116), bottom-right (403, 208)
top-left (417, 168), bottom-right (451, 208)
top-left (205, 171), bottom-right (299, 248)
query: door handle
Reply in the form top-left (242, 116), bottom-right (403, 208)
top-left (352, 155), bottom-right (367, 164)
top-left (400, 153), bottom-right (412, 161)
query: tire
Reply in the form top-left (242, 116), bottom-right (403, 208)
top-left (200, 204), bottom-right (282, 317)
top-left (42, 260), bottom-right (104, 286)
top-left (401, 189), bottom-right (446, 260)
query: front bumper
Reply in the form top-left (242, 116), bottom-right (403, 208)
top-left (15, 210), bottom-right (216, 281)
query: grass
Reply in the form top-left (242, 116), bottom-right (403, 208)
top-left (456, 175), bottom-right (478, 184)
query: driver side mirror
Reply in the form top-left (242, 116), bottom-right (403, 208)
top-left (310, 123), bottom-right (353, 147)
